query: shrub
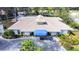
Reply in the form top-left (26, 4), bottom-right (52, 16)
top-left (70, 39), bottom-right (79, 45)
top-left (69, 22), bottom-right (79, 28)
top-left (20, 40), bottom-right (43, 51)
top-left (2, 29), bottom-right (15, 39)
top-left (15, 34), bottom-right (23, 38)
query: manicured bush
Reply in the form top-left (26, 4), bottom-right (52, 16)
top-left (2, 29), bottom-right (15, 39)
top-left (15, 34), bottom-right (23, 38)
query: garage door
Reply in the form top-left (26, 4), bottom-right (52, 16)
top-left (34, 30), bottom-right (48, 36)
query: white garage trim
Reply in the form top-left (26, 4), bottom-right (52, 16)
top-left (61, 30), bottom-right (69, 34)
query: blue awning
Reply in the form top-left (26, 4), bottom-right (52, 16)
top-left (34, 30), bottom-right (48, 36)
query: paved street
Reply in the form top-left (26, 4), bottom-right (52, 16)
top-left (0, 37), bottom-right (65, 51)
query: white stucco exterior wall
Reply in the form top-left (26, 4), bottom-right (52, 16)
top-left (61, 30), bottom-right (68, 34)
top-left (51, 32), bottom-right (57, 36)
top-left (23, 32), bottom-right (30, 36)
top-left (0, 24), bottom-right (4, 34)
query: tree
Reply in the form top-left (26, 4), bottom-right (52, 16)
top-left (20, 40), bottom-right (43, 51)
top-left (2, 29), bottom-right (15, 39)
top-left (58, 8), bottom-right (70, 24)
top-left (47, 7), bottom-right (53, 14)
top-left (30, 7), bottom-right (54, 16)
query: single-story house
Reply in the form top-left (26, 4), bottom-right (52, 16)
top-left (8, 15), bottom-right (73, 36)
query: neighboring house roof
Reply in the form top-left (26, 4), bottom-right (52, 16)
top-left (8, 15), bottom-right (73, 32)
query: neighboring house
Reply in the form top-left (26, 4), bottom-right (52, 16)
top-left (18, 11), bottom-right (27, 16)
top-left (69, 10), bottom-right (79, 23)
top-left (14, 11), bottom-right (27, 21)
top-left (71, 18), bottom-right (79, 23)
top-left (0, 9), bottom-right (6, 20)
top-left (8, 15), bottom-right (73, 36)
top-left (0, 22), bottom-right (4, 35)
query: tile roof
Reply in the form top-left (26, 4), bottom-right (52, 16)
top-left (8, 16), bottom-right (73, 32)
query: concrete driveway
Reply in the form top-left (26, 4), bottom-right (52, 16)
top-left (0, 37), bottom-right (65, 51)
top-left (0, 39), bottom-right (24, 51)
top-left (35, 37), bottom-right (65, 51)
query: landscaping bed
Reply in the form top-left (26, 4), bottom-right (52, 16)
top-left (2, 29), bottom-right (23, 39)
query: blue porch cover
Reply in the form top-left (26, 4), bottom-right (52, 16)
top-left (34, 30), bottom-right (48, 36)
